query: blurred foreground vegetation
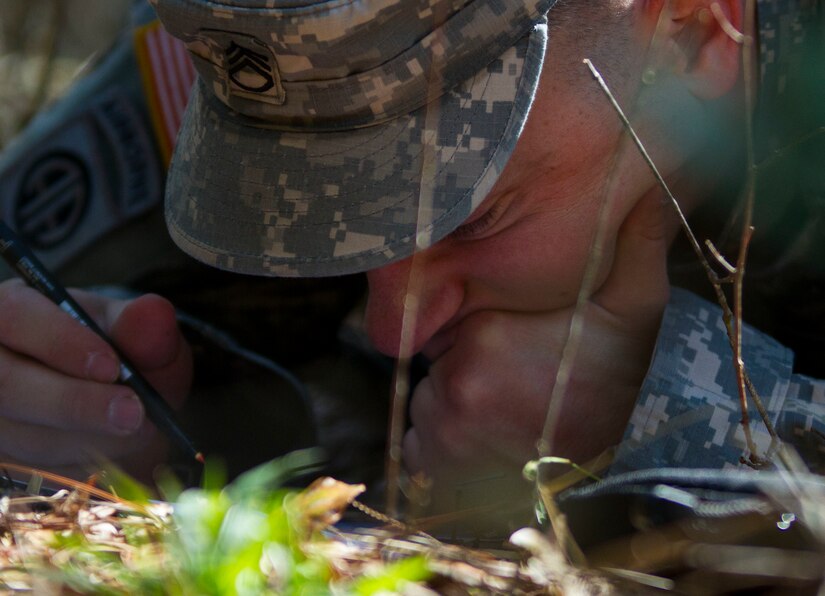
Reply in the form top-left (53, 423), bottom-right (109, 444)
top-left (0, 0), bottom-right (131, 148)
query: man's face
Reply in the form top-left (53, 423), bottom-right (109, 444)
top-left (359, 15), bottom-right (680, 504)
top-left (352, 0), bottom-right (737, 517)
top-left (363, 23), bottom-right (655, 360)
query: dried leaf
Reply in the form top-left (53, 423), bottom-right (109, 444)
top-left (291, 476), bottom-right (366, 533)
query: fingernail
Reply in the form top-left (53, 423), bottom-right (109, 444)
top-left (108, 394), bottom-right (144, 434)
top-left (86, 352), bottom-right (119, 383)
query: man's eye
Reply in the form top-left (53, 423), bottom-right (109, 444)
top-left (450, 204), bottom-right (501, 240)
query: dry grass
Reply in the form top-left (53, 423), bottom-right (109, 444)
top-left (0, 0), bottom-right (130, 148)
top-left (0, 461), bottom-right (630, 595)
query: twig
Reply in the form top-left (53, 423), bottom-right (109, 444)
top-left (535, 60), bottom-right (644, 566)
top-left (351, 499), bottom-right (418, 533)
top-left (719, 0), bottom-right (768, 465)
top-left (711, 2), bottom-right (746, 43)
top-left (385, 6), bottom-right (450, 515)
top-left (583, 56), bottom-right (779, 461)
top-left (0, 462), bottom-right (143, 510)
top-left (385, 353), bottom-right (413, 518)
top-left (756, 126), bottom-right (825, 170)
top-left (538, 66), bottom-right (630, 456)
top-left (705, 239), bottom-right (737, 275)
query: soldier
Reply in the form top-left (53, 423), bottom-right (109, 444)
top-left (0, 0), bottom-right (822, 525)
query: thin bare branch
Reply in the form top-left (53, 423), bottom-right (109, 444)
top-left (0, 462), bottom-right (138, 508)
top-left (582, 60), bottom-right (707, 266)
top-left (385, 8), bottom-right (449, 515)
top-left (711, 2), bottom-right (746, 43)
top-left (582, 57), bottom-right (780, 461)
top-left (537, 64), bottom-right (630, 456)
top-left (756, 126), bottom-right (825, 170)
top-left (705, 239), bottom-right (737, 275)
top-left (730, 0), bottom-right (762, 463)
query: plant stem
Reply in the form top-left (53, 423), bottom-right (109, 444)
top-left (584, 52), bottom-right (779, 462)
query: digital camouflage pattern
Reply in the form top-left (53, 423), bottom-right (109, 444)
top-left (147, 1), bottom-right (825, 473)
top-left (612, 288), bottom-right (825, 474)
top-left (151, 0), bottom-right (822, 278)
top-left (152, 0), bottom-right (552, 128)
top-left (150, 0), bottom-right (554, 277)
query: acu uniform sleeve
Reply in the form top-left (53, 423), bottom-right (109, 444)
top-left (776, 374), bottom-right (825, 474)
top-left (609, 287), bottom-right (825, 476)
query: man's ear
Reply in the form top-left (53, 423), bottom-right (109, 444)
top-left (645, 0), bottom-right (743, 99)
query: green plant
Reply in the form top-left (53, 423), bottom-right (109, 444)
top-left (1, 451), bottom-right (431, 595)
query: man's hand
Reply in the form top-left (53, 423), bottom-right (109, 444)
top-left (0, 282), bottom-right (192, 482)
top-left (403, 191), bottom-right (672, 519)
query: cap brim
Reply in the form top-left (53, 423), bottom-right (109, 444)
top-left (165, 25), bottom-right (547, 278)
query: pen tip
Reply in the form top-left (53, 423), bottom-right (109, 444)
top-left (195, 452), bottom-right (205, 464)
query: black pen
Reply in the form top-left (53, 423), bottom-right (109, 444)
top-left (0, 220), bottom-right (204, 464)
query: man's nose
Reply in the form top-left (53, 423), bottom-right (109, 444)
top-left (364, 252), bottom-right (463, 357)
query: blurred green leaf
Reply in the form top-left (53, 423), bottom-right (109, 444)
top-left (350, 556), bottom-right (431, 595)
top-left (97, 461), bottom-right (153, 505)
top-left (225, 448), bottom-right (325, 502)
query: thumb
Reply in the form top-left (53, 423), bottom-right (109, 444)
top-left (107, 294), bottom-right (185, 372)
top-left (108, 293), bottom-right (192, 408)
top-left (594, 190), bottom-right (671, 319)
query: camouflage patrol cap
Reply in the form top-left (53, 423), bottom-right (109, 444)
top-left (150, 0), bottom-right (555, 277)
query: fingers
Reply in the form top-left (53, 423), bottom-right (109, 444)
top-left (407, 374), bottom-right (475, 474)
top-left (108, 293), bottom-right (183, 370)
top-left (595, 190), bottom-right (671, 319)
top-left (0, 281), bottom-right (120, 382)
top-left (0, 281), bottom-right (190, 409)
top-left (69, 289), bottom-right (187, 380)
top-left (0, 281), bottom-right (185, 383)
top-left (0, 417), bottom-right (156, 468)
top-left (404, 372), bottom-right (535, 520)
top-left (0, 279), bottom-right (191, 473)
top-left (405, 311), bottom-right (552, 478)
top-left (402, 427), bottom-right (424, 473)
top-left (0, 345), bottom-right (144, 434)
top-left (109, 294), bottom-right (193, 408)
